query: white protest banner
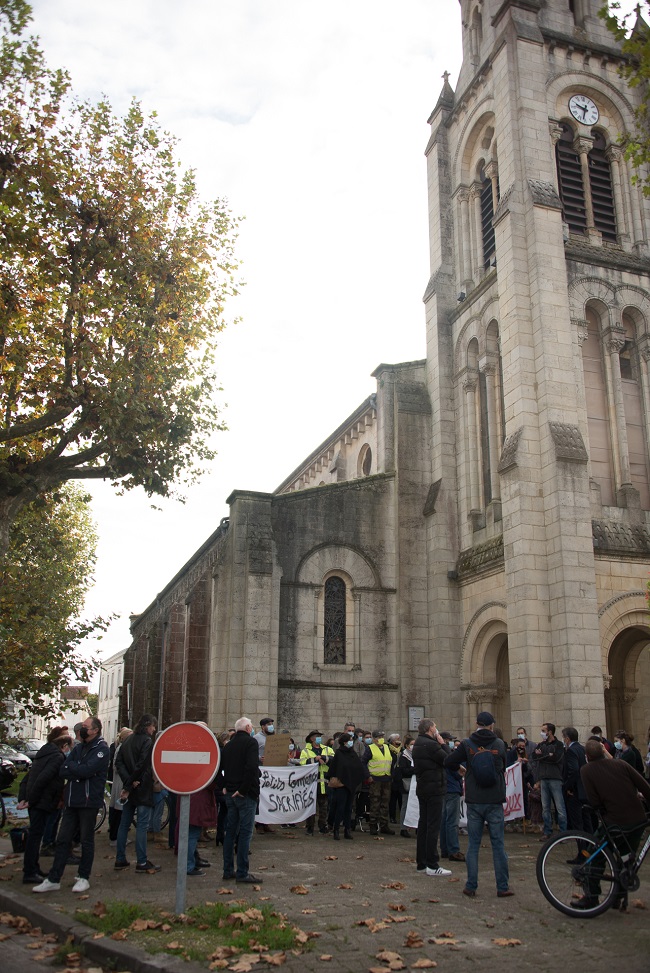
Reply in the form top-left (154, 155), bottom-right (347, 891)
top-left (255, 763), bottom-right (319, 824)
top-left (403, 761), bottom-right (524, 829)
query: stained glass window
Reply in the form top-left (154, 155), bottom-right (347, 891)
top-left (324, 576), bottom-right (346, 664)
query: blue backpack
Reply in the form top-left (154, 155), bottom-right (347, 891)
top-left (464, 741), bottom-right (500, 787)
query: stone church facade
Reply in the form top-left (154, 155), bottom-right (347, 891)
top-left (120, 0), bottom-right (650, 744)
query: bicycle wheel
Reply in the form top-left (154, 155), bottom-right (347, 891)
top-left (159, 795), bottom-right (171, 830)
top-left (0, 794), bottom-right (5, 829)
top-left (95, 799), bottom-right (107, 832)
top-left (536, 830), bottom-right (619, 918)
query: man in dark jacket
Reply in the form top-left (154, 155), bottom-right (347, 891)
top-left (561, 726), bottom-right (592, 833)
top-left (445, 711), bottom-right (512, 898)
top-left (18, 729), bottom-right (72, 883)
top-left (33, 717), bottom-right (109, 895)
top-left (412, 718), bottom-right (452, 876)
top-left (220, 715), bottom-right (262, 884)
top-left (531, 721), bottom-right (567, 839)
top-left (114, 713), bottom-right (159, 874)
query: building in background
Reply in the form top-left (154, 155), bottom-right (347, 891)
top-left (97, 649), bottom-right (126, 744)
top-left (120, 0), bottom-right (650, 743)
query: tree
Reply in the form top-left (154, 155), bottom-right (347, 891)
top-left (86, 692), bottom-right (99, 716)
top-left (600, 2), bottom-right (650, 194)
top-left (0, 485), bottom-right (107, 721)
top-left (0, 1), bottom-right (241, 557)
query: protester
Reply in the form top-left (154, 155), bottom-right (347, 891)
top-left (363, 729), bottom-right (395, 835)
top-left (220, 716), bottom-right (262, 884)
top-left (254, 718), bottom-right (275, 764)
top-left (412, 718), bottom-right (451, 877)
top-left (445, 711), bottom-right (512, 897)
top-left (531, 721), bottom-right (567, 840)
top-left (114, 713), bottom-right (160, 874)
top-left (439, 733), bottom-right (465, 861)
top-left (561, 726), bottom-right (592, 833)
top-left (614, 731), bottom-right (644, 773)
top-left (108, 727), bottom-right (132, 846)
top-left (33, 717), bottom-right (109, 894)
top-left (327, 732), bottom-right (366, 839)
top-left (18, 729), bottom-right (72, 884)
top-left (387, 733), bottom-right (403, 824)
top-left (300, 730), bottom-right (334, 835)
top-left (397, 735), bottom-right (416, 838)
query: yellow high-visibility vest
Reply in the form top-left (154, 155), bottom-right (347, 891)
top-left (300, 743), bottom-right (335, 794)
top-left (368, 743), bottom-right (392, 777)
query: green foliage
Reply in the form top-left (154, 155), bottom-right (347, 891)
top-left (0, 2), bottom-right (241, 556)
top-left (0, 484), bottom-right (107, 720)
top-left (86, 691), bottom-right (99, 715)
top-left (600, 2), bottom-right (650, 195)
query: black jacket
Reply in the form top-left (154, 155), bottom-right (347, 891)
top-left (412, 733), bottom-right (449, 799)
top-left (563, 741), bottom-right (587, 800)
top-left (115, 730), bottom-right (154, 807)
top-left (61, 735), bottom-right (110, 809)
top-left (328, 746), bottom-right (366, 794)
top-left (445, 729), bottom-right (507, 805)
top-left (220, 731), bottom-right (261, 801)
top-left (20, 743), bottom-right (65, 812)
top-left (531, 736), bottom-right (565, 780)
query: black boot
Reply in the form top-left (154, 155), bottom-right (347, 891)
top-left (333, 829), bottom-right (340, 840)
top-left (344, 829), bottom-right (353, 840)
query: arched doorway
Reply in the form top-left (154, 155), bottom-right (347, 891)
top-left (466, 627), bottom-right (511, 737)
top-left (605, 626), bottom-right (650, 741)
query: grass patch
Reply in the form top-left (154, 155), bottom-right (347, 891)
top-left (75, 898), bottom-right (311, 966)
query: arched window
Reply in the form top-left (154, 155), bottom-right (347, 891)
top-left (556, 122), bottom-right (617, 241)
top-left (324, 576), bottom-right (346, 664)
top-left (589, 132), bottom-right (617, 241)
top-left (357, 443), bottom-right (372, 477)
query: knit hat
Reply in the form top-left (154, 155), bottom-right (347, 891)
top-left (476, 711), bottom-right (496, 727)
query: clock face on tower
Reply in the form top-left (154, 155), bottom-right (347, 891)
top-left (568, 94), bottom-right (599, 126)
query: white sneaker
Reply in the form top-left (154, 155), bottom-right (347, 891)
top-left (109, 839), bottom-right (117, 847)
top-left (33, 878), bottom-right (61, 893)
top-left (72, 877), bottom-right (90, 893)
top-left (426, 866), bottom-right (452, 876)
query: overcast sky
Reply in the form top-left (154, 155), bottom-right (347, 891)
top-left (25, 0), bottom-right (465, 676)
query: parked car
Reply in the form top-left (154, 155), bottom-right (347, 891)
top-left (0, 756), bottom-right (17, 791)
top-left (0, 744), bottom-right (32, 772)
top-left (13, 739), bottom-right (44, 759)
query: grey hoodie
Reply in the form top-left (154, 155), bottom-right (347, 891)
top-left (444, 728), bottom-right (507, 805)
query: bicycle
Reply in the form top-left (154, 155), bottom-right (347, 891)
top-left (536, 807), bottom-right (650, 918)
top-left (95, 786), bottom-right (171, 833)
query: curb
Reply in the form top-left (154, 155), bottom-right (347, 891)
top-left (0, 887), bottom-right (207, 973)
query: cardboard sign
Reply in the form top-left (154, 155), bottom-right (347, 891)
top-left (261, 732), bottom-right (293, 766)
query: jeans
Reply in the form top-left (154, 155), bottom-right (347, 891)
top-left (150, 789), bottom-right (167, 832)
top-left (466, 803), bottom-right (509, 893)
top-left (49, 807), bottom-right (97, 882)
top-left (416, 794), bottom-right (443, 870)
top-left (331, 787), bottom-right (354, 833)
top-left (42, 809), bottom-right (60, 847)
top-left (116, 801), bottom-right (152, 866)
top-left (540, 778), bottom-right (568, 836)
top-left (440, 793), bottom-right (461, 857)
top-left (223, 793), bottom-right (257, 879)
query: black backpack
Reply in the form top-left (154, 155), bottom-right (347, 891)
top-left (464, 740), bottom-right (500, 787)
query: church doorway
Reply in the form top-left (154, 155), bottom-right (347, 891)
top-left (466, 626), bottom-right (511, 738)
top-left (605, 626), bottom-right (650, 742)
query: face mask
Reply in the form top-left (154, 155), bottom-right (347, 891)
top-left (79, 727), bottom-right (89, 740)
top-left (540, 731), bottom-right (547, 740)
top-left (289, 744), bottom-right (295, 751)
top-left (614, 740), bottom-right (623, 750)
top-left (376, 738), bottom-right (385, 745)
top-left (266, 725), bottom-right (275, 734)
top-left (364, 737), bottom-right (372, 745)
top-left (518, 734), bottom-right (526, 741)
top-left (345, 740), bottom-right (354, 748)
top-left (408, 744), bottom-right (414, 751)
top-left (314, 737), bottom-right (322, 745)
top-left (250, 729), bottom-right (255, 736)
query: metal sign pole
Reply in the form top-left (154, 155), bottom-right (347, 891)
top-left (175, 793), bottom-right (190, 915)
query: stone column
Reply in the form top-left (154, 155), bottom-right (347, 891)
top-left (484, 159), bottom-right (499, 214)
top-left (574, 136), bottom-right (600, 244)
top-left (607, 333), bottom-right (632, 487)
top-left (458, 188), bottom-right (472, 291)
top-left (605, 146), bottom-right (628, 243)
top-left (638, 339), bottom-right (650, 462)
top-left (464, 373), bottom-right (480, 513)
top-left (470, 183), bottom-right (483, 281)
top-left (480, 359), bottom-right (501, 501)
top-left (549, 122), bottom-right (563, 194)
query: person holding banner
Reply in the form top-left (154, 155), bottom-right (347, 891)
top-left (300, 730), bottom-right (334, 835)
top-left (327, 733), bottom-right (366, 840)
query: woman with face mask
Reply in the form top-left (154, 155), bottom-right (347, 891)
top-left (326, 733), bottom-right (366, 839)
top-left (614, 732), bottom-right (644, 774)
top-left (300, 731), bottom-right (335, 835)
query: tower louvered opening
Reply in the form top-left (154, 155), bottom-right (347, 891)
top-left (589, 131), bottom-right (617, 241)
top-left (480, 168), bottom-right (496, 269)
top-left (556, 123), bottom-right (586, 234)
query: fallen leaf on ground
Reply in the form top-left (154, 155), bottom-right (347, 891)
top-left (376, 949), bottom-right (404, 963)
top-left (323, 856), bottom-right (338, 861)
top-left (388, 903), bottom-right (406, 911)
top-left (355, 855), bottom-right (364, 859)
top-left (216, 887), bottom-right (234, 895)
top-left (337, 883), bottom-right (353, 889)
top-left (92, 932), bottom-right (105, 939)
top-left (492, 938), bottom-right (522, 947)
top-left (411, 960), bottom-right (437, 969)
top-left (632, 899), bottom-right (647, 909)
top-left (208, 946), bottom-right (239, 961)
top-left (320, 956), bottom-right (332, 962)
top-left (208, 962), bottom-right (229, 971)
top-left (166, 941), bottom-right (183, 949)
top-left (130, 918), bottom-right (161, 931)
top-left (403, 930), bottom-right (424, 948)
top-left (290, 885), bottom-right (309, 894)
top-left (438, 932), bottom-right (456, 939)
top-left (230, 953), bottom-right (261, 972)
top-left (430, 937), bottom-right (459, 946)
top-left (381, 881), bottom-right (406, 890)
top-left (111, 930), bottom-right (128, 941)
top-left (427, 899), bottom-right (440, 904)
top-left (373, 836), bottom-right (385, 841)
top-left (398, 857), bottom-right (416, 863)
top-left (161, 923), bottom-right (172, 932)
top-left (262, 952), bottom-right (286, 966)
top-left (301, 909), bottom-right (317, 914)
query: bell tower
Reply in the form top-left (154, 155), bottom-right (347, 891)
top-left (424, 0), bottom-right (650, 735)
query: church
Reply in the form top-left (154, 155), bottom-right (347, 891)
top-left (119, 0), bottom-right (650, 745)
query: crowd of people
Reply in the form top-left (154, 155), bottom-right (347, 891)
top-left (14, 710), bottom-right (650, 904)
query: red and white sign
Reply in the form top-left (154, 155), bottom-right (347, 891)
top-left (151, 722), bottom-right (220, 795)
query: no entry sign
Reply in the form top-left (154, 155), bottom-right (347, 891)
top-left (151, 722), bottom-right (220, 794)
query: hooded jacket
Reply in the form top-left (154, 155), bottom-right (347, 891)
top-left (412, 733), bottom-right (449, 799)
top-left (60, 735), bottom-right (109, 809)
top-left (21, 742), bottom-right (65, 812)
top-left (445, 728), bottom-right (507, 805)
top-left (115, 730), bottom-right (155, 807)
